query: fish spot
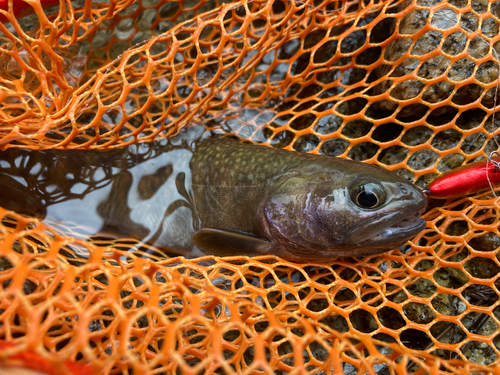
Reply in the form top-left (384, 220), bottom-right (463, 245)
top-left (138, 164), bottom-right (173, 200)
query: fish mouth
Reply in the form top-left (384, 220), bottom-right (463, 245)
top-left (344, 211), bottom-right (426, 245)
top-left (374, 215), bottom-right (427, 241)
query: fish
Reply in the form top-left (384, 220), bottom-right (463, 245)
top-left (0, 130), bottom-right (427, 261)
top-left (425, 155), bottom-right (500, 199)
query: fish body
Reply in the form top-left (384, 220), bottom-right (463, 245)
top-left (0, 131), bottom-right (427, 260)
top-left (426, 156), bottom-right (500, 199)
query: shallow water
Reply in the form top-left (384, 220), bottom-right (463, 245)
top-left (0, 126), bottom-right (210, 256)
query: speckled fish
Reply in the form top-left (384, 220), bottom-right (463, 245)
top-left (0, 130), bottom-right (427, 261)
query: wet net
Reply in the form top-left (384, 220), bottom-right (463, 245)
top-left (2, 0), bottom-right (500, 373)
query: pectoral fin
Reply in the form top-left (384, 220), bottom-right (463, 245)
top-left (192, 228), bottom-right (272, 257)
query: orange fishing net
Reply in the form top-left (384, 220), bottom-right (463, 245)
top-left (2, 0), bottom-right (500, 373)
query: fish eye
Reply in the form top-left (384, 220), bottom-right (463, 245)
top-left (349, 182), bottom-right (386, 209)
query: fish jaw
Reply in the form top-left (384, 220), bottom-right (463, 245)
top-left (343, 213), bottom-right (426, 249)
top-left (272, 213), bottom-right (427, 261)
top-left (342, 205), bottom-right (427, 245)
top-left (374, 215), bottom-right (427, 242)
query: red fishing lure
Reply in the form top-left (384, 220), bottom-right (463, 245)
top-left (425, 154), bottom-right (500, 199)
top-left (0, 0), bottom-right (59, 21)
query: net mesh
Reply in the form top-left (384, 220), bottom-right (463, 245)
top-left (2, 0), bottom-right (500, 373)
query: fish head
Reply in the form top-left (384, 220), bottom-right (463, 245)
top-left (264, 162), bottom-right (427, 260)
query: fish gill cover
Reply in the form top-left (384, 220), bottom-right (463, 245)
top-left (1, 0), bottom-right (500, 373)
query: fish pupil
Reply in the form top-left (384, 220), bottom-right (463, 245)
top-left (356, 190), bottom-right (379, 209)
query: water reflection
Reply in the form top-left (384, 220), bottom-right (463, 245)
top-left (0, 126), bottom-right (209, 257)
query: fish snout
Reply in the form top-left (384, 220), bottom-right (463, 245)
top-left (394, 182), bottom-right (428, 213)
